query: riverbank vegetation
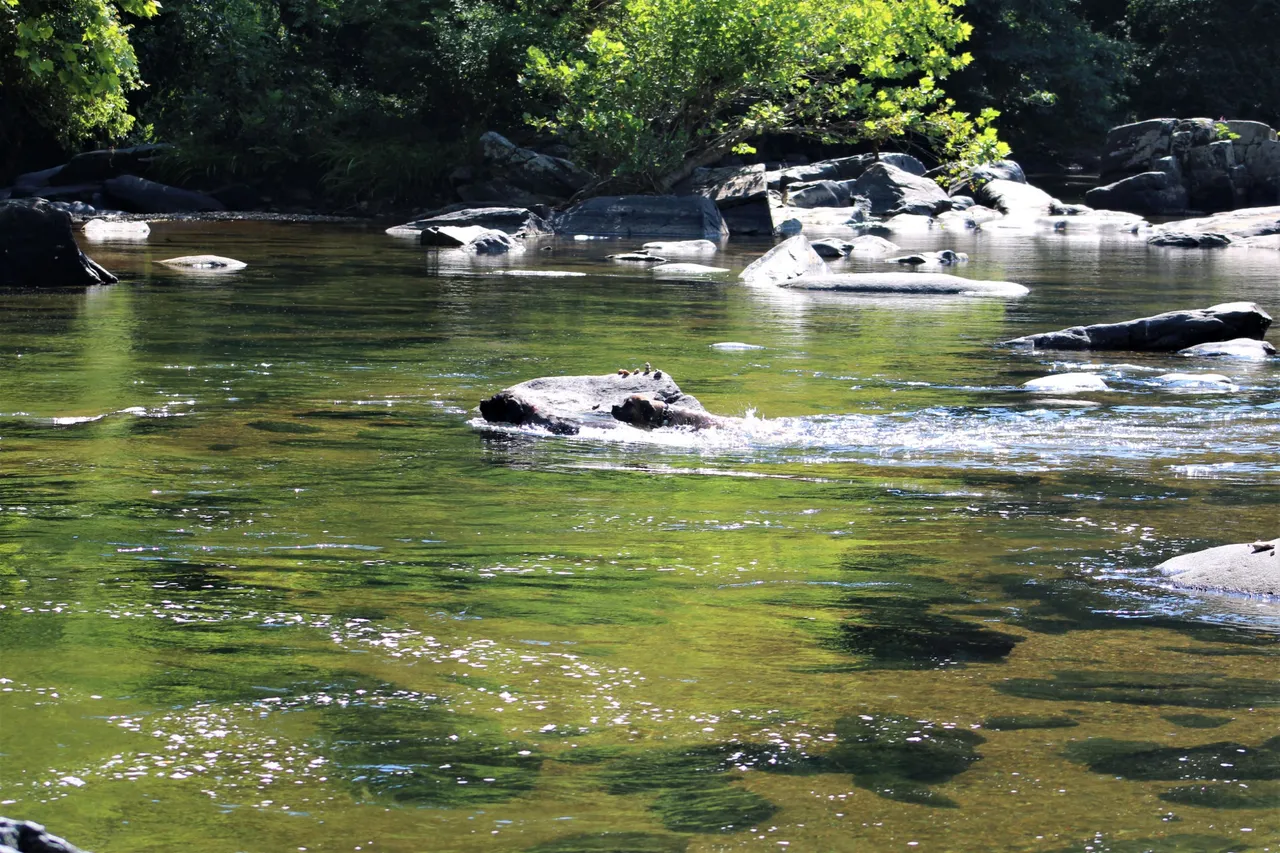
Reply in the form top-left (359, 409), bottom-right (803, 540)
top-left (3, 0), bottom-right (1278, 208)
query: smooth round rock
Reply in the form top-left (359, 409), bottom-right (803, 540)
top-left (1021, 373), bottom-right (1110, 393)
top-left (1178, 338), bottom-right (1277, 360)
top-left (158, 255), bottom-right (247, 271)
top-left (1158, 539), bottom-right (1279, 597)
top-left (1155, 372), bottom-right (1237, 390)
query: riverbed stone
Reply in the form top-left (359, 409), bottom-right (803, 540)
top-left (738, 235), bottom-right (830, 284)
top-left (781, 272), bottom-right (1027, 297)
top-left (641, 240), bottom-right (718, 254)
top-left (1157, 539), bottom-right (1279, 597)
top-left (553, 196), bottom-right (729, 240)
top-left (1002, 302), bottom-right (1272, 352)
top-left (847, 235), bottom-right (900, 256)
top-left (158, 255), bottom-right (248, 271)
top-left (103, 174), bottom-right (226, 214)
top-left (1178, 338), bottom-right (1277, 359)
top-left (977, 179), bottom-right (1057, 215)
top-left (852, 163), bottom-right (951, 216)
top-left (1085, 171), bottom-right (1189, 216)
top-left (0, 817), bottom-right (86, 853)
top-left (0, 198), bottom-right (117, 287)
top-left (1021, 374), bottom-right (1110, 393)
top-left (478, 371), bottom-right (712, 435)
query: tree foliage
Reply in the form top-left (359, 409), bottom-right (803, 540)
top-left (523, 0), bottom-right (1008, 190)
top-left (0, 0), bottom-right (157, 156)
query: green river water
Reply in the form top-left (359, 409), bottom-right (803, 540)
top-left (1, 222), bottom-right (1277, 853)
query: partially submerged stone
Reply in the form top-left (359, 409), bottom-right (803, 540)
top-left (739, 235), bottom-right (830, 284)
top-left (782, 272), bottom-right (1028, 297)
top-left (887, 250), bottom-right (967, 266)
top-left (641, 239), bottom-right (718, 254)
top-left (386, 206), bottom-right (551, 238)
top-left (1021, 373), bottom-right (1110, 393)
top-left (809, 238), bottom-right (852, 258)
top-left (1157, 539), bottom-right (1279, 598)
top-left (1179, 338), bottom-right (1277, 360)
top-left (652, 262), bottom-right (729, 274)
top-left (1150, 206), bottom-right (1280, 247)
top-left (158, 254), bottom-right (248, 271)
top-left (420, 225), bottom-right (522, 254)
top-left (1003, 302), bottom-right (1272, 352)
top-left (0, 198), bottom-right (117, 286)
top-left (846, 235), bottom-right (900, 256)
top-left (81, 218), bottom-right (150, 240)
top-left (977, 179), bottom-right (1057, 216)
top-left (710, 342), bottom-right (764, 351)
top-left (478, 371), bottom-right (718, 435)
top-left (1154, 372), bottom-right (1237, 391)
top-left (609, 252), bottom-right (665, 263)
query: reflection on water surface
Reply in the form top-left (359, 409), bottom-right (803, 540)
top-left (1, 222), bottom-right (1277, 852)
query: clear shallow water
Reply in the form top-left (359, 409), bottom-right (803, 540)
top-left (1, 222), bottom-right (1278, 853)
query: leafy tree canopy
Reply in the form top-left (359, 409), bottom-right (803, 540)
top-left (524, 0), bottom-right (1009, 190)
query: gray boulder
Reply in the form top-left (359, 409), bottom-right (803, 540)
top-left (420, 225), bottom-right (522, 254)
top-left (772, 153), bottom-right (926, 188)
top-left (1150, 206), bottom-right (1280, 247)
top-left (788, 179), bottom-right (857, 208)
top-left (387, 207), bottom-right (551, 238)
top-left (103, 174), bottom-right (225, 213)
top-left (1148, 232), bottom-right (1234, 248)
top-left (478, 132), bottom-right (593, 203)
top-left (0, 198), bottom-right (117, 287)
top-left (553, 195), bottom-right (729, 240)
top-left (1179, 338), bottom-right (1277, 360)
top-left (688, 164), bottom-right (772, 235)
top-left (1003, 302), bottom-right (1272, 352)
top-left (1085, 171), bottom-right (1188, 216)
top-left (1157, 539), bottom-right (1279, 598)
top-left (977, 179), bottom-right (1057, 215)
top-left (0, 818), bottom-right (86, 853)
top-left (478, 371), bottom-right (713, 435)
top-left (1101, 118), bottom-right (1178, 181)
top-left (739, 235), bottom-right (830, 283)
top-left (781, 272), bottom-right (1027, 297)
top-left (847, 235), bottom-right (900, 256)
top-left (852, 163), bottom-right (951, 216)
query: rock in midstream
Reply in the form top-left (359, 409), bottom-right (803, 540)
top-left (478, 371), bottom-right (727, 434)
top-left (1157, 538), bottom-right (1280, 598)
top-left (1002, 302), bottom-right (1272, 352)
top-left (781, 272), bottom-right (1027, 297)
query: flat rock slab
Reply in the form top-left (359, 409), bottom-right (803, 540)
top-left (1179, 338), bottom-right (1278, 359)
top-left (782, 272), bottom-right (1028, 297)
top-left (642, 240), bottom-right (718, 254)
top-left (478, 371), bottom-right (711, 435)
top-left (739, 235), bottom-right (830, 283)
top-left (1004, 302), bottom-right (1272, 351)
top-left (653, 263), bottom-right (729, 274)
top-left (1022, 373), bottom-right (1110, 393)
top-left (158, 255), bottom-right (248, 271)
top-left (553, 195), bottom-right (729, 240)
top-left (387, 207), bottom-right (551, 237)
top-left (1153, 206), bottom-right (1280, 241)
top-left (1158, 539), bottom-right (1280, 598)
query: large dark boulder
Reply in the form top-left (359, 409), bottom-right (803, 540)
top-left (478, 371), bottom-right (715, 435)
top-left (477, 132), bottom-right (593, 203)
top-left (851, 163), bottom-right (951, 216)
top-left (1085, 171), bottom-right (1189, 216)
top-left (774, 153), bottom-right (926, 187)
top-left (553, 195), bottom-right (729, 240)
top-left (1003, 302), bottom-right (1272, 352)
top-left (1101, 119), bottom-right (1178, 181)
top-left (0, 199), bottom-right (117, 287)
top-left (103, 175), bottom-right (225, 213)
top-left (684, 164), bottom-right (772, 235)
top-left (52, 144), bottom-right (172, 185)
top-left (13, 165), bottom-right (64, 193)
top-left (788, 179), bottom-right (858, 209)
top-left (0, 817), bottom-right (86, 853)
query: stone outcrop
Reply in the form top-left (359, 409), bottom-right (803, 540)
top-left (780, 272), bottom-right (1027, 297)
top-left (420, 225), bottom-right (522, 253)
top-left (1093, 118), bottom-right (1280, 214)
top-left (1157, 539), bottom-right (1279, 598)
top-left (1003, 302), bottom-right (1272, 352)
top-left (738, 235), bottom-right (830, 283)
top-left (851, 163), bottom-right (952, 216)
top-left (478, 371), bottom-right (718, 434)
top-left (465, 132), bottom-right (594, 206)
top-left (976, 179), bottom-right (1057, 216)
top-left (686, 164), bottom-right (772, 235)
top-left (0, 817), bottom-right (86, 853)
top-left (768, 153), bottom-right (926, 189)
top-left (0, 198), bottom-right (117, 287)
top-left (553, 195), bottom-right (729, 240)
top-left (103, 175), bottom-right (226, 214)
top-left (1148, 206), bottom-right (1280, 248)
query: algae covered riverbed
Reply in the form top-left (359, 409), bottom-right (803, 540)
top-left (1, 222), bottom-right (1277, 853)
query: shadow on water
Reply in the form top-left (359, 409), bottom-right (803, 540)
top-left (995, 670), bottom-right (1280, 709)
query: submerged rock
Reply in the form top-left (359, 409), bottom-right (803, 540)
top-left (738, 235), bottom-right (830, 284)
top-left (1179, 338), bottom-right (1277, 360)
top-left (158, 254), bottom-right (247, 271)
top-left (478, 371), bottom-right (718, 435)
top-left (1021, 373), bottom-right (1110, 393)
top-left (1003, 302), bottom-right (1272, 352)
top-left (0, 198), bottom-right (117, 287)
top-left (782, 272), bottom-right (1027, 297)
top-left (1157, 538), bottom-right (1279, 597)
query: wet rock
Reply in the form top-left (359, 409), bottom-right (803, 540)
top-left (612, 394), bottom-right (727, 429)
top-left (810, 238), bottom-right (852, 258)
top-left (0, 818), bottom-right (86, 853)
top-left (157, 255), bottom-right (247, 271)
top-left (641, 239), bottom-right (718, 254)
top-left (479, 371), bottom-right (712, 435)
top-left (846, 235), bottom-right (900, 256)
top-left (783, 272), bottom-right (1027, 297)
top-left (652, 262), bottom-right (729, 275)
top-left (1179, 338), bottom-right (1277, 359)
top-left (788, 178), bottom-right (858, 208)
top-left (832, 606), bottom-right (1024, 668)
top-left (976, 179), bottom-right (1058, 215)
top-left (1154, 372), bottom-right (1237, 391)
top-left (387, 206), bottom-right (551, 238)
top-left (1157, 538), bottom-right (1279, 597)
top-left (1150, 205), bottom-right (1280, 247)
top-left (880, 213), bottom-right (936, 232)
top-left (1022, 373), bottom-right (1110, 393)
top-left (887, 250), bottom-right (968, 266)
top-left (852, 162), bottom-right (952, 216)
top-left (1149, 231), bottom-right (1235, 247)
top-left (738, 235), bottom-right (830, 284)
top-left (779, 203), bottom-right (871, 233)
top-left (10, 182), bottom-right (101, 203)
top-left (103, 174), bottom-right (226, 213)
top-left (608, 252), bottom-right (665, 263)
top-left (553, 196), bottom-right (728, 240)
top-left (686, 164), bottom-right (772, 235)
top-left (1085, 170), bottom-right (1189, 215)
top-left (772, 217), bottom-right (803, 237)
top-left (0, 198), bottom-right (117, 287)
top-left (1002, 302), bottom-right (1272, 352)
top-left (421, 225), bottom-right (522, 253)
top-left (80, 218), bottom-right (150, 241)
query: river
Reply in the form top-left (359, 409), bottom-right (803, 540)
top-left (1, 222), bottom-right (1277, 853)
